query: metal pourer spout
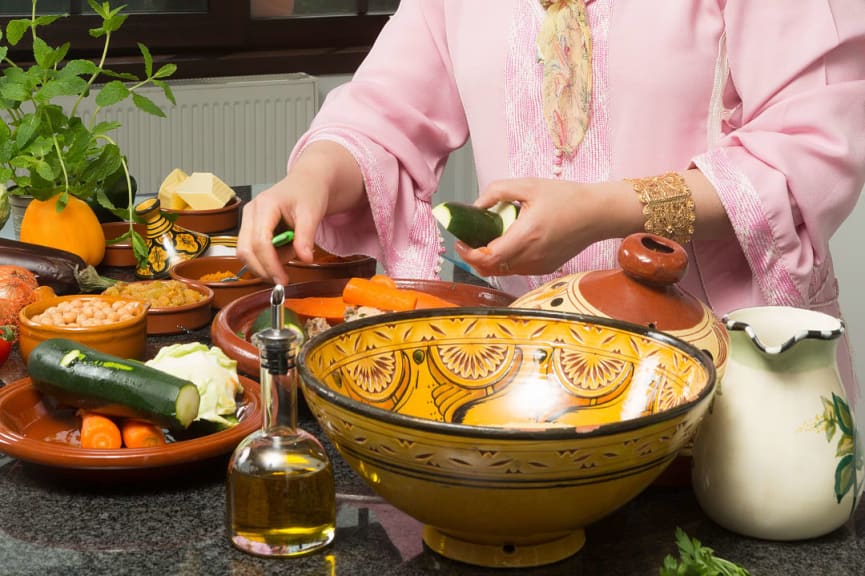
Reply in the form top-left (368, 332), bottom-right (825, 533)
top-left (253, 284), bottom-right (300, 376)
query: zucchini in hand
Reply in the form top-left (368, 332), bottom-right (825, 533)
top-left (432, 201), bottom-right (519, 248)
top-left (28, 338), bottom-right (200, 430)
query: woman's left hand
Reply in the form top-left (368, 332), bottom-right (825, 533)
top-left (455, 177), bottom-right (640, 277)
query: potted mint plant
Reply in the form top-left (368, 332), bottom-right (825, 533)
top-left (0, 0), bottom-right (176, 264)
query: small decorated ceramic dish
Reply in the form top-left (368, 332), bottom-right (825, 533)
top-left (101, 222), bottom-right (146, 268)
top-left (298, 308), bottom-right (716, 568)
top-left (169, 255), bottom-right (267, 310)
top-left (163, 195), bottom-right (241, 234)
top-left (284, 245), bottom-right (377, 283)
top-left (101, 280), bottom-right (214, 335)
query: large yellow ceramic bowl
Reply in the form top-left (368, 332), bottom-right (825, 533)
top-left (298, 308), bottom-right (716, 568)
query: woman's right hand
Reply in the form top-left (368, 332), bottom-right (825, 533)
top-left (236, 141), bottom-right (366, 285)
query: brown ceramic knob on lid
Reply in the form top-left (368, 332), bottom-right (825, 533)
top-left (511, 232), bottom-right (728, 377)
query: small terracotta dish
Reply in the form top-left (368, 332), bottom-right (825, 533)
top-left (102, 280), bottom-right (214, 335)
top-left (298, 308), bottom-right (716, 568)
top-left (163, 195), bottom-right (241, 234)
top-left (18, 291), bottom-right (149, 364)
top-left (169, 255), bottom-right (268, 310)
top-left (211, 278), bottom-right (515, 378)
top-left (101, 222), bottom-right (146, 268)
top-left (0, 376), bottom-right (260, 472)
top-left (285, 245), bottom-right (377, 283)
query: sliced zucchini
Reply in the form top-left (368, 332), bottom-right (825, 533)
top-left (432, 201), bottom-right (519, 248)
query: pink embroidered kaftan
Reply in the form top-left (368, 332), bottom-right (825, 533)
top-left (289, 0), bottom-right (865, 402)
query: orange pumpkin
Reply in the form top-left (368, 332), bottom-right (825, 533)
top-left (20, 194), bottom-right (106, 266)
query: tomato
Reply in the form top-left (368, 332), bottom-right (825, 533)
top-left (0, 326), bottom-right (13, 367)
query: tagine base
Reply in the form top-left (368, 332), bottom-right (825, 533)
top-left (422, 525), bottom-right (586, 568)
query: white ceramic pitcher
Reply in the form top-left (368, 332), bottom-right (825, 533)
top-left (691, 305), bottom-right (862, 540)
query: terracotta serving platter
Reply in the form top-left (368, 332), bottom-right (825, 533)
top-left (211, 278), bottom-right (515, 379)
top-left (0, 376), bottom-right (260, 471)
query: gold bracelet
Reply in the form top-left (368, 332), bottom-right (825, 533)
top-left (627, 172), bottom-right (695, 245)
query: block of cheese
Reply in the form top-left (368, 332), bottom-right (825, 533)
top-left (174, 172), bottom-right (236, 211)
top-left (157, 168), bottom-right (190, 210)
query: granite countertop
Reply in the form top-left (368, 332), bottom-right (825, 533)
top-left (0, 265), bottom-right (863, 575)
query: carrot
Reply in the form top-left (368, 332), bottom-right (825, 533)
top-left (79, 411), bottom-right (122, 450)
top-left (121, 419), bottom-right (166, 448)
top-left (404, 290), bottom-right (459, 309)
top-left (342, 277), bottom-right (418, 312)
top-left (369, 274), bottom-right (397, 289)
top-left (284, 296), bottom-right (347, 323)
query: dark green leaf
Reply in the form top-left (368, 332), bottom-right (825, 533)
top-left (833, 393), bottom-right (854, 437)
top-left (132, 92), bottom-right (165, 117)
top-left (95, 80), bottom-right (130, 107)
top-left (835, 454), bottom-right (855, 503)
top-left (5, 20), bottom-right (32, 46)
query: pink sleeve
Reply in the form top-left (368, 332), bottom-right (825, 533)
top-left (692, 0), bottom-right (865, 308)
top-left (289, 0), bottom-right (468, 279)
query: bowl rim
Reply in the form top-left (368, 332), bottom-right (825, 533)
top-left (298, 307), bottom-right (717, 441)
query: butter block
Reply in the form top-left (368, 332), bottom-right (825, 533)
top-left (157, 168), bottom-right (190, 210)
top-left (174, 172), bottom-right (236, 211)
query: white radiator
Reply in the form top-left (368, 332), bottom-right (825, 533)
top-left (73, 73), bottom-right (320, 197)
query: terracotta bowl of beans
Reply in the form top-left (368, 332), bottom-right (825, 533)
top-left (101, 279), bottom-right (214, 335)
top-left (169, 256), bottom-right (268, 310)
top-left (17, 288), bottom-right (149, 364)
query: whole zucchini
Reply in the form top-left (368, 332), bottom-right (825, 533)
top-left (0, 238), bottom-right (115, 294)
top-left (29, 338), bottom-right (200, 430)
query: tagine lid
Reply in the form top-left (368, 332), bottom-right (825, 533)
top-left (511, 233), bottom-right (728, 371)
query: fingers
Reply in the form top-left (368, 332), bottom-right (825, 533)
top-left (237, 190), bottom-right (292, 285)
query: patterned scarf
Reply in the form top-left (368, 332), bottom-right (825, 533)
top-left (537, 0), bottom-right (593, 158)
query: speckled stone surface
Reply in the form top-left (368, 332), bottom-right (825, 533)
top-left (1, 260), bottom-right (864, 575)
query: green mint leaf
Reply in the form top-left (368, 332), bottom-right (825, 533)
top-left (0, 47), bottom-right (8, 62)
top-left (153, 63), bottom-right (177, 80)
top-left (34, 15), bottom-right (64, 28)
top-left (32, 37), bottom-right (53, 68)
top-left (132, 92), bottom-right (166, 117)
top-left (153, 79), bottom-right (177, 105)
top-left (95, 80), bottom-right (130, 107)
top-left (59, 59), bottom-right (100, 78)
top-left (5, 20), bottom-right (32, 46)
top-left (138, 43), bottom-right (153, 77)
top-left (91, 120), bottom-right (122, 136)
top-left (98, 69), bottom-right (139, 82)
top-left (37, 77), bottom-right (89, 101)
top-left (102, 13), bottom-right (128, 34)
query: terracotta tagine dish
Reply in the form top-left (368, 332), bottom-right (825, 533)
top-left (298, 308), bottom-right (716, 568)
top-left (511, 232), bottom-right (728, 380)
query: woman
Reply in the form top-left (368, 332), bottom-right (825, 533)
top-left (237, 1), bottom-right (865, 406)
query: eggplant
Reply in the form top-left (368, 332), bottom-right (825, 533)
top-left (0, 238), bottom-right (115, 294)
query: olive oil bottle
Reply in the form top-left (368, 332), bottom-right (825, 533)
top-left (226, 285), bottom-right (335, 557)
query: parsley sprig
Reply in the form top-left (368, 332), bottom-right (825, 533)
top-left (659, 527), bottom-right (751, 576)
